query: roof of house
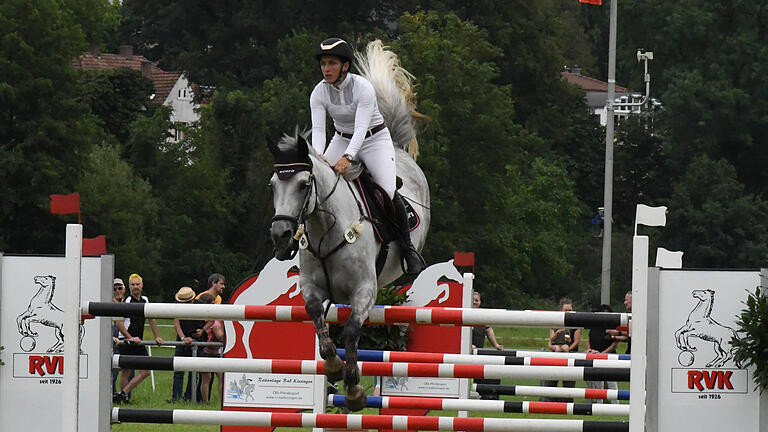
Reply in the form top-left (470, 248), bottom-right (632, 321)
top-left (72, 50), bottom-right (181, 104)
top-left (561, 71), bottom-right (628, 94)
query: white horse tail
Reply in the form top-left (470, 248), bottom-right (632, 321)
top-left (355, 40), bottom-right (424, 160)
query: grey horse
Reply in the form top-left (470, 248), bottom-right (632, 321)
top-left (268, 40), bottom-right (430, 411)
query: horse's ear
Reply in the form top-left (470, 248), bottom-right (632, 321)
top-left (296, 135), bottom-right (310, 160)
top-left (266, 134), bottom-right (280, 159)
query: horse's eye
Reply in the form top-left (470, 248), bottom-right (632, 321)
top-left (266, 181), bottom-right (273, 190)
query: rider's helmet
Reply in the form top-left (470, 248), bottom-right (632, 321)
top-left (315, 37), bottom-right (354, 67)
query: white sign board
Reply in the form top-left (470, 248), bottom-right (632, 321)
top-left (651, 269), bottom-right (761, 431)
top-left (224, 372), bottom-right (317, 408)
top-left (382, 376), bottom-right (460, 397)
top-left (0, 254), bottom-right (112, 432)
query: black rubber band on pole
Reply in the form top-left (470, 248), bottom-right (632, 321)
top-left (117, 408), bottom-right (174, 424)
top-left (89, 301), bottom-right (145, 317)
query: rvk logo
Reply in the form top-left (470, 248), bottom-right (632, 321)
top-left (671, 368), bottom-right (747, 394)
top-left (12, 353), bottom-right (88, 379)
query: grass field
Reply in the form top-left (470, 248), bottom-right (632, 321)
top-left (112, 322), bottom-right (630, 431)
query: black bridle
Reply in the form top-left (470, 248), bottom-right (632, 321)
top-left (270, 161), bottom-right (367, 261)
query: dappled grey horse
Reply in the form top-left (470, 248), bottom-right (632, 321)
top-left (268, 40), bottom-right (430, 410)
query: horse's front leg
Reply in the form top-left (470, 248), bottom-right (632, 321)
top-left (305, 295), bottom-right (343, 382)
top-left (342, 311), bottom-right (366, 411)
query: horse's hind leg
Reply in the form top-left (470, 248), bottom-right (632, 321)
top-left (342, 312), bottom-right (366, 411)
top-left (305, 296), bottom-right (343, 382)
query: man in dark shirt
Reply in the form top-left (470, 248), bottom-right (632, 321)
top-left (114, 273), bottom-right (164, 403)
top-left (586, 304), bottom-right (619, 403)
top-left (169, 286), bottom-right (207, 402)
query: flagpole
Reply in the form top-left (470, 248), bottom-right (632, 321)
top-left (600, 0), bottom-right (618, 306)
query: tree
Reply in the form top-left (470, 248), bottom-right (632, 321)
top-left (391, 12), bottom-right (590, 307)
top-left (78, 67), bottom-right (156, 143)
top-left (0, 0), bottom-right (101, 253)
top-left (661, 155), bottom-right (768, 268)
top-left (76, 142), bottom-right (163, 290)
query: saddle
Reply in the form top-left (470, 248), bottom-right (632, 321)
top-left (354, 169), bottom-right (420, 275)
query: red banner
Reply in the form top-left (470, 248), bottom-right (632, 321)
top-left (50, 193), bottom-right (81, 223)
top-left (82, 235), bottom-right (107, 256)
top-left (580, 0), bottom-right (602, 4)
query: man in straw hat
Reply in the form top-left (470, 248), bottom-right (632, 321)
top-left (169, 286), bottom-right (207, 402)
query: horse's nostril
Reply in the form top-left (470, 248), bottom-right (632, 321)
top-left (280, 230), bottom-right (293, 240)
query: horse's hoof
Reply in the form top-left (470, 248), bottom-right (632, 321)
top-left (345, 385), bottom-right (366, 411)
top-left (324, 356), bottom-right (344, 382)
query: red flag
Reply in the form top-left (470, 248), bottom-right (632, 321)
top-left (50, 193), bottom-right (81, 223)
top-left (580, 0), bottom-right (602, 4)
top-left (82, 235), bottom-right (107, 256)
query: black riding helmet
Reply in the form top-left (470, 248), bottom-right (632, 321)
top-left (315, 37), bottom-right (354, 66)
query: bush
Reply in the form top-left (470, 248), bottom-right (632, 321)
top-left (732, 286), bottom-right (768, 392)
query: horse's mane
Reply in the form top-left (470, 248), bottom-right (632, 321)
top-left (355, 40), bottom-right (424, 160)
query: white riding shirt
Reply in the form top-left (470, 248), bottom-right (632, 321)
top-left (310, 73), bottom-right (385, 158)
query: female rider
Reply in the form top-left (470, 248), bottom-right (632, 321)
top-left (310, 37), bottom-right (424, 274)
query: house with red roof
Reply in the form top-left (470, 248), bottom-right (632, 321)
top-left (73, 45), bottom-right (199, 142)
top-left (561, 66), bottom-right (639, 126)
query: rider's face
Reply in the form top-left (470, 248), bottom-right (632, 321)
top-left (320, 55), bottom-right (347, 82)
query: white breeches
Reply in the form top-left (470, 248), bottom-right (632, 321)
top-left (324, 129), bottom-right (396, 199)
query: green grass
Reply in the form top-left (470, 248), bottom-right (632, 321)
top-left (112, 323), bottom-right (630, 431)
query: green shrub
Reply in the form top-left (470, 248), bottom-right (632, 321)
top-left (732, 286), bottom-right (768, 392)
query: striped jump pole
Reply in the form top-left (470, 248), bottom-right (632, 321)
top-left (472, 384), bottom-right (630, 401)
top-left (475, 348), bottom-right (631, 361)
top-left (113, 355), bottom-right (630, 381)
top-left (87, 302), bottom-right (629, 328)
top-left (328, 395), bottom-right (629, 417)
top-left (344, 348), bottom-right (631, 369)
top-left (112, 408), bottom-right (629, 431)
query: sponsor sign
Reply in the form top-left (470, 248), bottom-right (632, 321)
top-left (654, 270), bottom-right (760, 431)
top-left (381, 376), bottom-right (460, 397)
top-left (224, 373), bottom-right (316, 408)
top-left (0, 255), bottom-right (110, 432)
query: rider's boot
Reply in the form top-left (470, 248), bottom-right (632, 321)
top-left (393, 192), bottom-right (426, 274)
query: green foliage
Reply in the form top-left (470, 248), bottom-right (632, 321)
top-left (0, 345), bottom-right (4, 366)
top-left (76, 142), bottom-right (163, 291)
top-left (78, 68), bottom-right (156, 143)
top-left (0, 0), bottom-right (103, 253)
top-left (391, 12), bottom-right (590, 307)
top-left (660, 155), bottom-right (768, 268)
top-left (330, 285), bottom-right (410, 351)
top-left (733, 286), bottom-right (768, 392)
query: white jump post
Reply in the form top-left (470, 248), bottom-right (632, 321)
top-left (62, 224), bottom-right (82, 432)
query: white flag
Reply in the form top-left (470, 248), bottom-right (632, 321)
top-left (635, 204), bottom-right (667, 234)
top-left (655, 247), bottom-right (683, 268)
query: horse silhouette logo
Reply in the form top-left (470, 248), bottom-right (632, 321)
top-left (227, 374), bottom-right (256, 402)
top-left (674, 289), bottom-right (738, 368)
top-left (223, 255), bottom-right (300, 357)
top-left (405, 259), bottom-right (463, 307)
top-left (16, 275), bottom-right (84, 353)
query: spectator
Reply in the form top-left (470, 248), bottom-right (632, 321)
top-left (169, 287), bottom-right (206, 403)
top-left (607, 292), bottom-right (632, 354)
top-left (470, 292), bottom-right (503, 350)
top-left (541, 298), bottom-right (581, 402)
top-left (586, 304), bottom-right (619, 404)
top-left (111, 278), bottom-right (128, 394)
top-left (470, 291), bottom-right (503, 400)
top-left (114, 273), bottom-right (164, 403)
top-left (199, 293), bottom-right (225, 403)
top-left (197, 273), bottom-right (226, 304)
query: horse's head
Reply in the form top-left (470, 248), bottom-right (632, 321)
top-left (267, 134), bottom-right (314, 261)
top-left (692, 289), bottom-right (714, 301)
top-left (33, 275), bottom-right (55, 287)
